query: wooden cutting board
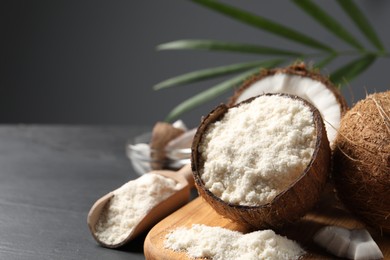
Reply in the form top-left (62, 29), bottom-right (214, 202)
top-left (144, 187), bottom-right (389, 259)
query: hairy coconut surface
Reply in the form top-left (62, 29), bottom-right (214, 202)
top-left (229, 63), bottom-right (348, 147)
top-left (333, 90), bottom-right (390, 235)
top-left (192, 93), bottom-right (331, 229)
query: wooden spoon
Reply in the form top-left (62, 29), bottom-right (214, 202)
top-left (87, 164), bottom-right (194, 248)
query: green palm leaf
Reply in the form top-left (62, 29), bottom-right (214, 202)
top-left (165, 65), bottom-right (278, 122)
top-left (155, 1), bottom-right (388, 121)
top-left (336, 0), bottom-right (385, 52)
top-left (315, 53), bottom-right (337, 69)
top-left (191, 0), bottom-right (333, 51)
top-left (292, 0), bottom-right (364, 50)
top-left (157, 40), bottom-right (302, 56)
top-left (154, 59), bottom-right (284, 90)
top-left (330, 54), bottom-right (376, 86)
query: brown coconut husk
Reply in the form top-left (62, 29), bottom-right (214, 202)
top-left (333, 90), bottom-right (390, 235)
top-left (191, 93), bottom-right (331, 229)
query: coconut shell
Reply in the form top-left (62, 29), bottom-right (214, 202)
top-left (191, 93), bottom-right (331, 229)
top-left (333, 90), bottom-right (390, 235)
top-left (229, 63), bottom-right (348, 114)
top-left (149, 122), bottom-right (185, 170)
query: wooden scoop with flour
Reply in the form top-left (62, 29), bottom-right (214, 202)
top-left (87, 164), bottom-right (194, 248)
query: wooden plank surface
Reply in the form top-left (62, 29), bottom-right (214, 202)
top-left (0, 125), bottom-right (148, 260)
top-left (144, 186), bottom-right (390, 259)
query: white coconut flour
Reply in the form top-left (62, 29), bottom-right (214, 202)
top-left (200, 95), bottom-right (316, 206)
top-left (95, 173), bottom-right (181, 245)
top-left (164, 224), bottom-right (305, 260)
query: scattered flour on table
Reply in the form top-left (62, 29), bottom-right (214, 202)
top-left (95, 173), bottom-right (182, 245)
top-left (199, 95), bottom-right (316, 206)
top-left (164, 224), bottom-right (305, 260)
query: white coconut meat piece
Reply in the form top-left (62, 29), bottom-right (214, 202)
top-left (233, 74), bottom-right (342, 146)
top-left (172, 119), bottom-right (188, 131)
top-left (313, 226), bottom-right (384, 260)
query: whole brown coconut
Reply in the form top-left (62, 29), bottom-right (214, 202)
top-left (192, 93), bottom-right (331, 229)
top-left (333, 90), bottom-right (390, 235)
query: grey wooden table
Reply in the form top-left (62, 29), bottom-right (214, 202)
top-left (0, 125), bottom-right (151, 260)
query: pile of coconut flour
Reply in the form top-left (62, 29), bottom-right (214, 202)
top-left (199, 95), bottom-right (316, 206)
top-left (95, 173), bottom-right (181, 245)
top-left (164, 224), bottom-right (305, 260)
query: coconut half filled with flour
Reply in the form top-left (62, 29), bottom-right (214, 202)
top-left (229, 63), bottom-right (348, 147)
top-left (192, 93), bottom-right (331, 229)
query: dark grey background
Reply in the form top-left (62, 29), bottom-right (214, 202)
top-left (2, 0), bottom-right (389, 128)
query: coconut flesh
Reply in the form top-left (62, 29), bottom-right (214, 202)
top-left (192, 93), bottom-right (331, 229)
top-left (333, 90), bottom-right (390, 235)
top-left (230, 63), bottom-right (348, 147)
